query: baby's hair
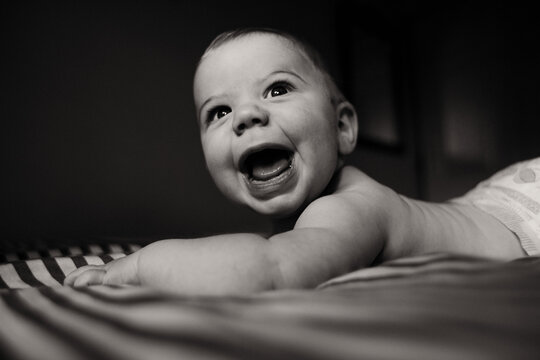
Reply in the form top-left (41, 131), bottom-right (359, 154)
top-left (198, 27), bottom-right (345, 105)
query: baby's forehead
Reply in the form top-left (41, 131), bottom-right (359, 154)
top-left (237, 33), bottom-right (300, 53)
top-left (196, 36), bottom-right (317, 90)
top-left (203, 33), bottom-right (311, 68)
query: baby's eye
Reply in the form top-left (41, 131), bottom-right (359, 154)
top-left (266, 82), bottom-right (293, 98)
top-left (271, 86), bottom-right (288, 97)
top-left (207, 106), bottom-right (231, 124)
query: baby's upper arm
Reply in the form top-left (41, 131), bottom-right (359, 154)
top-left (297, 184), bottom-right (392, 248)
top-left (295, 193), bottom-right (376, 237)
top-left (295, 167), bottom-right (393, 241)
top-left (268, 170), bottom-right (394, 287)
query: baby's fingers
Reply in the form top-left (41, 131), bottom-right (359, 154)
top-left (64, 266), bottom-right (106, 287)
top-left (63, 266), bottom-right (92, 285)
top-left (73, 269), bottom-right (106, 287)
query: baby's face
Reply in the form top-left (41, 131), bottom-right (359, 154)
top-left (194, 34), bottom-right (340, 217)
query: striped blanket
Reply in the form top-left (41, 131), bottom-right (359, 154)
top-left (0, 243), bottom-right (141, 289)
top-left (1, 248), bottom-right (540, 360)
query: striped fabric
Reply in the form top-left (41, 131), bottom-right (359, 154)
top-left (0, 244), bottom-right (142, 290)
top-left (1, 252), bottom-right (540, 360)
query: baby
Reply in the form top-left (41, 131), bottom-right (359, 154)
top-left (65, 28), bottom-right (536, 295)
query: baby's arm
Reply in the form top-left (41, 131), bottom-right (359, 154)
top-left (64, 235), bottom-right (279, 294)
top-left (64, 169), bottom-right (390, 294)
top-left (64, 203), bottom-right (385, 294)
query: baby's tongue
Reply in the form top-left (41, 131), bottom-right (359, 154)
top-left (250, 151), bottom-right (290, 181)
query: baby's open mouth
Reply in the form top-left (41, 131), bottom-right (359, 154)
top-left (242, 148), bottom-right (293, 182)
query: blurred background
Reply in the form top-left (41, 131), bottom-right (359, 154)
top-left (2, 0), bottom-right (539, 249)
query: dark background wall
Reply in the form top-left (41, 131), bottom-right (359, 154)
top-left (2, 0), bottom-right (539, 249)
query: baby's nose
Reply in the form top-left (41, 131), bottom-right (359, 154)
top-left (233, 104), bottom-right (269, 136)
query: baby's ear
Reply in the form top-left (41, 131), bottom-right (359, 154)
top-left (336, 101), bottom-right (358, 155)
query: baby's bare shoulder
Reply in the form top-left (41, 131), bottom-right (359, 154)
top-left (295, 166), bottom-right (397, 230)
top-left (331, 166), bottom-right (396, 204)
top-left (335, 166), bottom-right (383, 190)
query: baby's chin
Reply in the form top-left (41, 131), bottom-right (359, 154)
top-left (242, 193), bottom-right (309, 219)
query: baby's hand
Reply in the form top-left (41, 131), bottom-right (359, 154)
top-left (64, 251), bottom-right (141, 287)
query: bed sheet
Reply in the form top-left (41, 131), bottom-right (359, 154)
top-left (1, 247), bottom-right (540, 360)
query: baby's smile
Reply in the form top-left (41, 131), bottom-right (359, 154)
top-left (242, 147), bottom-right (293, 181)
top-left (240, 145), bottom-right (297, 199)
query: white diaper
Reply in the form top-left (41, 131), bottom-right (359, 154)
top-left (452, 157), bottom-right (540, 255)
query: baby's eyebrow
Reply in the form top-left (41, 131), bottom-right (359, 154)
top-left (268, 70), bottom-right (307, 84)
